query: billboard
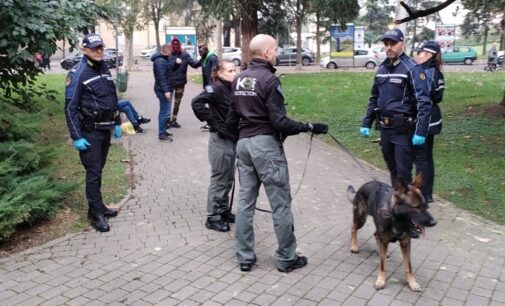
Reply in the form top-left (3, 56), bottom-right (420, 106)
top-left (435, 24), bottom-right (456, 52)
top-left (165, 27), bottom-right (197, 59)
top-left (330, 24), bottom-right (355, 58)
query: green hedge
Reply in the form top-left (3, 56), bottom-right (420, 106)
top-left (0, 91), bottom-right (74, 240)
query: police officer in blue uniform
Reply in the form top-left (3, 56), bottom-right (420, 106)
top-left (65, 34), bottom-right (122, 232)
top-left (360, 28), bottom-right (432, 186)
top-left (227, 34), bottom-right (328, 273)
top-left (414, 40), bottom-right (445, 203)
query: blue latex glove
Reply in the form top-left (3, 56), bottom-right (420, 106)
top-left (73, 138), bottom-right (91, 151)
top-left (114, 125), bottom-right (122, 139)
top-left (360, 127), bottom-right (370, 137)
top-left (412, 134), bottom-right (426, 145)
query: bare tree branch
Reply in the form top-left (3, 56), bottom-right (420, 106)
top-left (394, 0), bottom-right (457, 24)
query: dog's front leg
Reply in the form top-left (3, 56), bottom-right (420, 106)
top-left (374, 237), bottom-right (388, 290)
top-left (400, 237), bottom-right (421, 291)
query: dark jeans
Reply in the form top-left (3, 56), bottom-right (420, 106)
top-left (414, 134), bottom-right (435, 199)
top-left (118, 100), bottom-right (140, 126)
top-left (380, 128), bottom-right (414, 186)
top-left (155, 89), bottom-right (172, 137)
top-left (79, 129), bottom-right (111, 216)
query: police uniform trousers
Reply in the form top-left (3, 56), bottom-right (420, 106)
top-left (414, 134), bottom-right (435, 199)
top-left (235, 135), bottom-right (298, 269)
top-left (380, 128), bottom-right (414, 186)
top-left (79, 129), bottom-right (111, 216)
top-left (207, 132), bottom-right (236, 221)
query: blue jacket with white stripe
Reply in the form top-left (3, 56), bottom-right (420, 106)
top-left (64, 56), bottom-right (120, 140)
top-left (421, 59), bottom-right (444, 135)
top-left (362, 53), bottom-right (432, 137)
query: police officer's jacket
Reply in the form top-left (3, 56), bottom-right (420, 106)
top-left (421, 58), bottom-right (444, 135)
top-left (227, 59), bottom-right (309, 140)
top-left (169, 51), bottom-right (200, 87)
top-left (65, 55), bottom-right (120, 140)
top-left (191, 77), bottom-right (236, 140)
top-left (362, 53), bottom-right (432, 137)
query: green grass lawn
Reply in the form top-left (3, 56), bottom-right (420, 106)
top-left (35, 74), bottom-right (128, 226)
top-left (281, 71), bottom-right (505, 224)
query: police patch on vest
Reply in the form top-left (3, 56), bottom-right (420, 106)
top-left (419, 72), bottom-right (426, 80)
top-left (390, 78), bottom-right (403, 84)
top-left (66, 75), bottom-right (72, 87)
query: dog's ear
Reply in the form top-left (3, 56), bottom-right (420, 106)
top-left (412, 173), bottom-right (423, 189)
top-left (394, 176), bottom-right (409, 194)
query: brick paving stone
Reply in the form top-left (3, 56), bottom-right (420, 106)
top-left (0, 71), bottom-right (504, 306)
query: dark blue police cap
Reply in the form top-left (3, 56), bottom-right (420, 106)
top-left (415, 40), bottom-right (441, 54)
top-left (381, 28), bottom-right (404, 42)
top-left (82, 33), bottom-right (104, 48)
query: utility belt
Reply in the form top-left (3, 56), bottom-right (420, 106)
top-left (80, 107), bottom-right (118, 132)
top-left (379, 115), bottom-right (415, 128)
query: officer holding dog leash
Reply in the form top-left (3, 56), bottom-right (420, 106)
top-left (360, 28), bottom-right (432, 186)
top-left (65, 33), bottom-right (122, 232)
top-left (227, 34), bottom-right (328, 273)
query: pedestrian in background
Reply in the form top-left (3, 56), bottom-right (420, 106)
top-left (227, 34), bottom-right (328, 273)
top-left (360, 28), bottom-right (432, 186)
top-left (198, 45), bottom-right (218, 88)
top-left (42, 51), bottom-right (51, 70)
top-left (151, 43), bottom-right (175, 142)
top-left (414, 40), bottom-right (445, 203)
top-left (64, 33), bottom-right (121, 232)
top-left (192, 60), bottom-right (237, 233)
top-left (167, 37), bottom-right (201, 129)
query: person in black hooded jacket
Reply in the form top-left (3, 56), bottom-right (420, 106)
top-left (191, 60), bottom-right (237, 233)
top-left (168, 37), bottom-right (201, 128)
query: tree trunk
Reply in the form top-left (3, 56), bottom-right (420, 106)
top-left (235, 25), bottom-right (241, 48)
top-left (223, 22), bottom-right (231, 47)
top-left (240, 4), bottom-right (259, 69)
top-left (315, 12), bottom-right (321, 64)
top-left (410, 20), bottom-right (418, 57)
top-left (154, 18), bottom-right (161, 49)
top-left (125, 31), bottom-right (134, 70)
top-left (482, 22), bottom-right (489, 56)
top-left (295, 0), bottom-right (303, 71)
top-left (216, 20), bottom-right (223, 58)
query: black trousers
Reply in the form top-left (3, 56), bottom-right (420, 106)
top-left (380, 128), bottom-right (414, 186)
top-left (79, 129), bottom-right (111, 216)
top-left (414, 134), bottom-right (435, 198)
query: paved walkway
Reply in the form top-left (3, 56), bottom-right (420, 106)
top-left (1, 71), bottom-right (504, 306)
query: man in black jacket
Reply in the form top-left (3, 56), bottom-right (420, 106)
top-left (151, 44), bottom-right (174, 142)
top-left (227, 34), bottom-right (328, 273)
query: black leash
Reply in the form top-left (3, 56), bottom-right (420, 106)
top-left (228, 133), bottom-right (315, 215)
top-left (327, 131), bottom-right (379, 181)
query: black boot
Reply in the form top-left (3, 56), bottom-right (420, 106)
top-left (89, 214), bottom-right (110, 232)
top-left (221, 210), bottom-right (235, 223)
top-left (205, 219), bottom-right (230, 232)
top-left (103, 208), bottom-right (119, 218)
top-left (137, 116), bottom-right (151, 124)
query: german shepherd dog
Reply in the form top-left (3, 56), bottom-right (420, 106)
top-left (348, 174), bottom-right (437, 291)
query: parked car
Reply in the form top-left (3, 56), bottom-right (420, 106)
top-left (220, 47), bottom-right (242, 66)
top-left (60, 49), bottom-right (124, 70)
top-left (140, 45), bottom-right (158, 58)
top-left (441, 46), bottom-right (477, 65)
top-left (320, 49), bottom-right (381, 69)
top-left (275, 47), bottom-right (314, 66)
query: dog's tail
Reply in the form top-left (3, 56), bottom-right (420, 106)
top-left (347, 185), bottom-right (356, 203)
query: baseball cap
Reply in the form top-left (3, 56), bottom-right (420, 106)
top-left (381, 28), bottom-right (404, 42)
top-left (415, 40), bottom-right (441, 54)
top-left (82, 33), bottom-right (104, 48)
